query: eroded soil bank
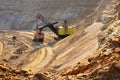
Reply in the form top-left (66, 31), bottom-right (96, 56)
top-left (0, 0), bottom-right (120, 80)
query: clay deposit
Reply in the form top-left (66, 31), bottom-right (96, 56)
top-left (0, 0), bottom-right (120, 80)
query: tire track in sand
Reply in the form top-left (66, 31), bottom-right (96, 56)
top-left (22, 47), bottom-right (53, 73)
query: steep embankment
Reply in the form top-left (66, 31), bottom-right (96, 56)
top-left (48, 0), bottom-right (120, 73)
top-left (49, 22), bottom-right (104, 72)
top-left (0, 60), bottom-right (49, 80)
top-left (1, 0), bottom-right (119, 79)
top-left (62, 20), bottom-right (120, 80)
top-left (48, 0), bottom-right (120, 79)
top-left (0, 21), bottom-right (104, 74)
top-left (0, 0), bottom-right (113, 73)
top-left (0, 0), bottom-right (111, 30)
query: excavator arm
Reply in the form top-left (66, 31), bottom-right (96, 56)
top-left (36, 14), bottom-right (59, 35)
top-left (39, 22), bottom-right (58, 35)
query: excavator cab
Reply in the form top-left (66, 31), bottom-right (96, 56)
top-left (33, 27), bottom-right (44, 42)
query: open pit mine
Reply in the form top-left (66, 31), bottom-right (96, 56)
top-left (0, 0), bottom-right (120, 80)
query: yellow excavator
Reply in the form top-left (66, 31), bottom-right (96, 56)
top-left (33, 14), bottom-right (76, 42)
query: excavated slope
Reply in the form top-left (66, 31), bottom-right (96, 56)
top-left (0, 0), bottom-right (113, 71)
top-left (55, 0), bottom-right (120, 79)
top-left (61, 20), bottom-right (120, 80)
top-left (0, 61), bottom-right (49, 80)
top-left (1, 0), bottom-right (119, 79)
top-left (0, 22), bottom-right (104, 74)
top-left (0, 0), bottom-right (111, 29)
top-left (50, 22), bottom-right (104, 71)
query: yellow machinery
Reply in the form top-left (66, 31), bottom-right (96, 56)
top-left (58, 25), bottom-right (76, 36)
top-left (34, 14), bottom-right (77, 41)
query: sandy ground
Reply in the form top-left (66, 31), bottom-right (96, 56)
top-left (22, 47), bottom-right (54, 73)
top-left (18, 22), bottom-right (104, 74)
top-left (0, 0), bottom-right (112, 74)
top-left (0, 0), bottom-right (120, 79)
top-left (0, 22), bottom-right (104, 74)
top-left (49, 22), bottom-right (104, 72)
top-left (1, 22), bottom-right (103, 73)
top-left (0, 30), bottom-right (56, 72)
top-left (0, 41), bottom-right (3, 55)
